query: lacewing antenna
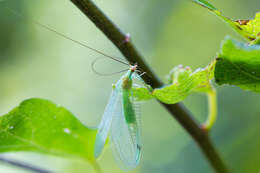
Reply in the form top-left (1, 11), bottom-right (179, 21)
top-left (5, 7), bottom-right (130, 66)
top-left (91, 57), bottom-right (129, 76)
top-left (6, 7), bottom-right (150, 77)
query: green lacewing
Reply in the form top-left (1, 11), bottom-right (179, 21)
top-left (95, 64), bottom-right (144, 170)
top-left (9, 9), bottom-right (145, 170)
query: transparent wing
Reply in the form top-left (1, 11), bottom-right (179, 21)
top-left (131, 72), bottom-right (142, 166)
top-left (132, 72), bottom-right (146, 87)
top-left (109, 80), bottom-right (142, 171)
top-left (94, 81), bottom-right (121, 158)
top-left (132, 72), bottom-right (143, 158)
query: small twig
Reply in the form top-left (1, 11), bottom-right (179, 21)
top-left (201, 89), bottom-right (218, 131)
top-left (70, 0), bottom-right (230, 172)
top-left (0, 156), bottom-right (52, 173)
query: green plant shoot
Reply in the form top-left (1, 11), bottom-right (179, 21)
top-left (95, 64), bottom-right (143, 171)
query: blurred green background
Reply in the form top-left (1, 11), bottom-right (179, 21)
top-left (0, 0), bottom-right (259, 172)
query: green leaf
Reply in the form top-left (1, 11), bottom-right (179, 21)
top-left (192, 0), bottom-right (217, 11)
top-left (193, 0), bottom-right (260, 42)
top-left (215, 37), bottom-right (260, 92)
top-left (0, 98), bottom-right (97, 161)
top-left (152, 64), bottom-right (214, 104)
top-left (237, 13), bottom-right (260, 42)
top-left (132, 86), bottom-right (154, 101)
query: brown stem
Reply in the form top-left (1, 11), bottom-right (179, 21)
top-left (70, 0), bottom-right (230, 172)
